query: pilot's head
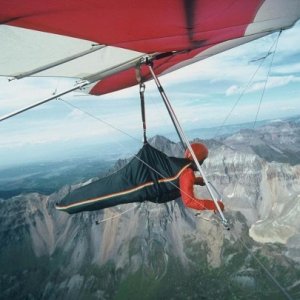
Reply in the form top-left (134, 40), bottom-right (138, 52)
top-left (184, 143), bottom-right (208, 165)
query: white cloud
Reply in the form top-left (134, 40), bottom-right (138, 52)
top-left (225, 75), bottom-right (300, 96)
top-left (0, 117), bottom-right (124, 149)
top-left (225, 85), bottom-right (240, 96)
top-left (274, 62), bottom-right (300, 74)
top-left (250, 76), bottom-right (295, 92)
top-left (280, 105), bottom-right (297, 111)
top-left (66, 109), bottom-right (85, 120)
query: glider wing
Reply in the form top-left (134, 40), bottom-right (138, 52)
top-left (1, 0), bottom-right (300, 94)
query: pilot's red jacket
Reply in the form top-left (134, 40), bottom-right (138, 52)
top-left (179, 167), bottom-right (224, 211)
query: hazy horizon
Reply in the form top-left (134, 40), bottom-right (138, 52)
top-left (0, 114), bottom-right (299, 169)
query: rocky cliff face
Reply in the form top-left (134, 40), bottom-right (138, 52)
top-left (1, 119), bottom-right (300, 299)
top-left (209, 120), bottom-right (300, 260)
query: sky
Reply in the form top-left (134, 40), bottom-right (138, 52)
top-left (0, 21), bottom-right (300, 167)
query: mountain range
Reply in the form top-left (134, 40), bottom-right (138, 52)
top-left (0, 117), bottom-right (300, 299)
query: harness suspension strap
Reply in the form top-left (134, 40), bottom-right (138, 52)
top-left (147, 63), bottom-right (229, 229)
top-left (139, 83), bottom-right (147, 144)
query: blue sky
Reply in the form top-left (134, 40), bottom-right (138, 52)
top-left (0, 21), bottom-right (300, 167)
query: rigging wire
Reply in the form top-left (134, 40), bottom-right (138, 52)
top-left (213, 57), bottom-right (266, 138)
top-left (230, 226), bottom-right (293, 300)
top-left (216, 31), bottom-right (282, 207)
top-left (213, 31), bottom-right (281, 138)
top-left (235, 32), bottom-right (294, 299)
top-left (95, 204), bottom-right (140, 224)
top-left (59, 98), bottom-right (140, 143)
top-left (253, 31), bottom-right (282, 128)
top-left (213, 31), bottom-right (293, 299)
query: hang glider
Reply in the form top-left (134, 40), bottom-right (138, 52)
top-left (1, 0), bottom-right (300, 95)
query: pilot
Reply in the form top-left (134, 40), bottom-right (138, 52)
top-left (179, 143), bottom-right (224, 212)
